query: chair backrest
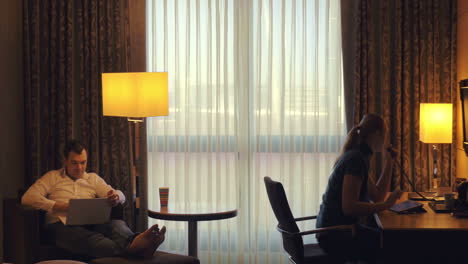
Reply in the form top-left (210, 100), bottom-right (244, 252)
top-left (264, 176), bottom-right (304, 261)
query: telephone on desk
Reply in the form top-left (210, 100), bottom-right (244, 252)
top-left (453, 181), bottom-right (468, 217)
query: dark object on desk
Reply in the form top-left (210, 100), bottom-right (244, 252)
top-left (450, 182), bottom-right (468, 217)
top-left (263, 176), bottom-right (362, 264)
top-left (4, 197), bottom-right (199, 264)
top-left (457, 181), bottom-right (468, 205)
top-left (452, 199), bottom-right (468, 218)
top-left (389, 200), bottom-right (426, 214)
top-left (428, 202), bottom-right (452, 213)
top-left (452, 207), bottom-right (468, 217)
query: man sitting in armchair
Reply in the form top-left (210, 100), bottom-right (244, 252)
top-left (21, 139), bottom-right (165, 260)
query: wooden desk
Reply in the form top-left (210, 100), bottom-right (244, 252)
top-left (375, 193), bottom-right (468, 262)
top-left (148, 206), bottom-right (237, 258)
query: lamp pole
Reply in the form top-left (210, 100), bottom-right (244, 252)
top-left (432, 145), bottom-right (439, 190)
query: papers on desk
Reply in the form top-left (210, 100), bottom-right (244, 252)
top-left (408, 192), bottom-right (445, 202)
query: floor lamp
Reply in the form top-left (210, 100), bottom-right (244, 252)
top-left (419, 103), bottom-right (453, 191)
top-left (101, 72), bottom-right (169, 229)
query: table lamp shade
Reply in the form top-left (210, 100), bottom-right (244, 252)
top-left (419, 103), bottom-right (453, 143)
top-left (102, 72), bottom-right (169, 117)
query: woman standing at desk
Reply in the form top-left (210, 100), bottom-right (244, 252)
top-left (316, 113), bottom-right (402, 262)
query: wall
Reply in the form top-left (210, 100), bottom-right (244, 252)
top-left (458, 0), bottom-right (468, 178)
top-left (0, 0), bottom-right (25, 261)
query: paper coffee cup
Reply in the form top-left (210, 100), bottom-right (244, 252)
top-left (159, 187), bottom-right (169, 207)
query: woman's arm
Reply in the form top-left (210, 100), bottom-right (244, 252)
top-left (342, 173), bottom-right (401, 216)
top-left (368, 151), bottom-right (394, 202)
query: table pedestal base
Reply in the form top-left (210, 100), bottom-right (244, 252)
top-left (188, 221), bottom-right (198, 257)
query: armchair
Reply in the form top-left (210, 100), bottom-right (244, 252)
top-left (3, 198), bottom-right (82, 264)
top-left (263, 177), bottom-right (357, 264)
top-left (3, 197), bottom-right (199, 264)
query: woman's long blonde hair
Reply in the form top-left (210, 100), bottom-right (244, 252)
top-left (338, 113), bottom-right (384, 159)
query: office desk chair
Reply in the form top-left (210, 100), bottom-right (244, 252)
top-left (264, 176), bottom-right (359, 264)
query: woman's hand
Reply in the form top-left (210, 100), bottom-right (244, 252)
top-left (369, 146), bottom-right (398, 202)
top-left (384, 188), bottom-right (403, 208)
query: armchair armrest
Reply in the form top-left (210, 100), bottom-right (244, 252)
top-left (277, 224), bottom-right (355, 237)
top-left (294, 215), bottom-right (317, 221)
top-left (4, 198), bottom-right (42, 264)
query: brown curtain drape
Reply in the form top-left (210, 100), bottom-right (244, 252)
top-left (355, 0), bottom-right (457, 191)
top-left (341, 0), bottom-right (359, 132)
top-left (23, 0), bottom-right (135, 228)
top-left (23, 0), bottom-right (74, 187)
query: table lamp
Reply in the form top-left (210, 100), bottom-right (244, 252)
top-left (419, 103), bottom-right (453, 191)
top-left (102, 72), bottom-right (168, 227)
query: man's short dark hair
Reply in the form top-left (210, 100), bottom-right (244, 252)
top-left (63, 140), bottom-right (86, 159)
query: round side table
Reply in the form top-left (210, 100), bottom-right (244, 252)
top-left (148, 205), bottom-right (237, 258)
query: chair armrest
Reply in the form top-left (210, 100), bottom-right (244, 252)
top-left (3, 199), bottom-right (42, 264)
top-left (294, 215), bottom-right (317, 221)
top-left (277, 224), bottom-right (355, 237)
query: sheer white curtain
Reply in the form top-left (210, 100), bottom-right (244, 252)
top-left (146, 0), bottom-right (345, 263)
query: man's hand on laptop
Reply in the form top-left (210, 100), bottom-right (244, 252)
top-left (107, 190), bottom-right (120, 207)
top-left (53, 201), bottom-right (69, 212)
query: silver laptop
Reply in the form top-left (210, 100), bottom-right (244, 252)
top-left (59, 198), bottom-right (111, 225)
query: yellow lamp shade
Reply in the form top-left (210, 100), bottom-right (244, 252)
top-left (102, 72), bottom-right (168, 117)
top-left (419, 103), bottom-right (453, 143)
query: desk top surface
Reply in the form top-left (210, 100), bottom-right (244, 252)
top-left (375, 192), bottom-right (468, 231)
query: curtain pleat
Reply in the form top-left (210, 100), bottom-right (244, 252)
top-left (147, 0), bottom-right (344, 262)
top-left (355, 0), bottom-right (457, 191)
top-left (340, 0), bottom-right (358, 131)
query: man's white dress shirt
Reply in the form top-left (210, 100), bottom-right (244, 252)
top-left (21, 168), bottom-right (125, 224)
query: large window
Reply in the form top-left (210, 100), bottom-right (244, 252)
top-left (146, 0), bottom-right (345, 263)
